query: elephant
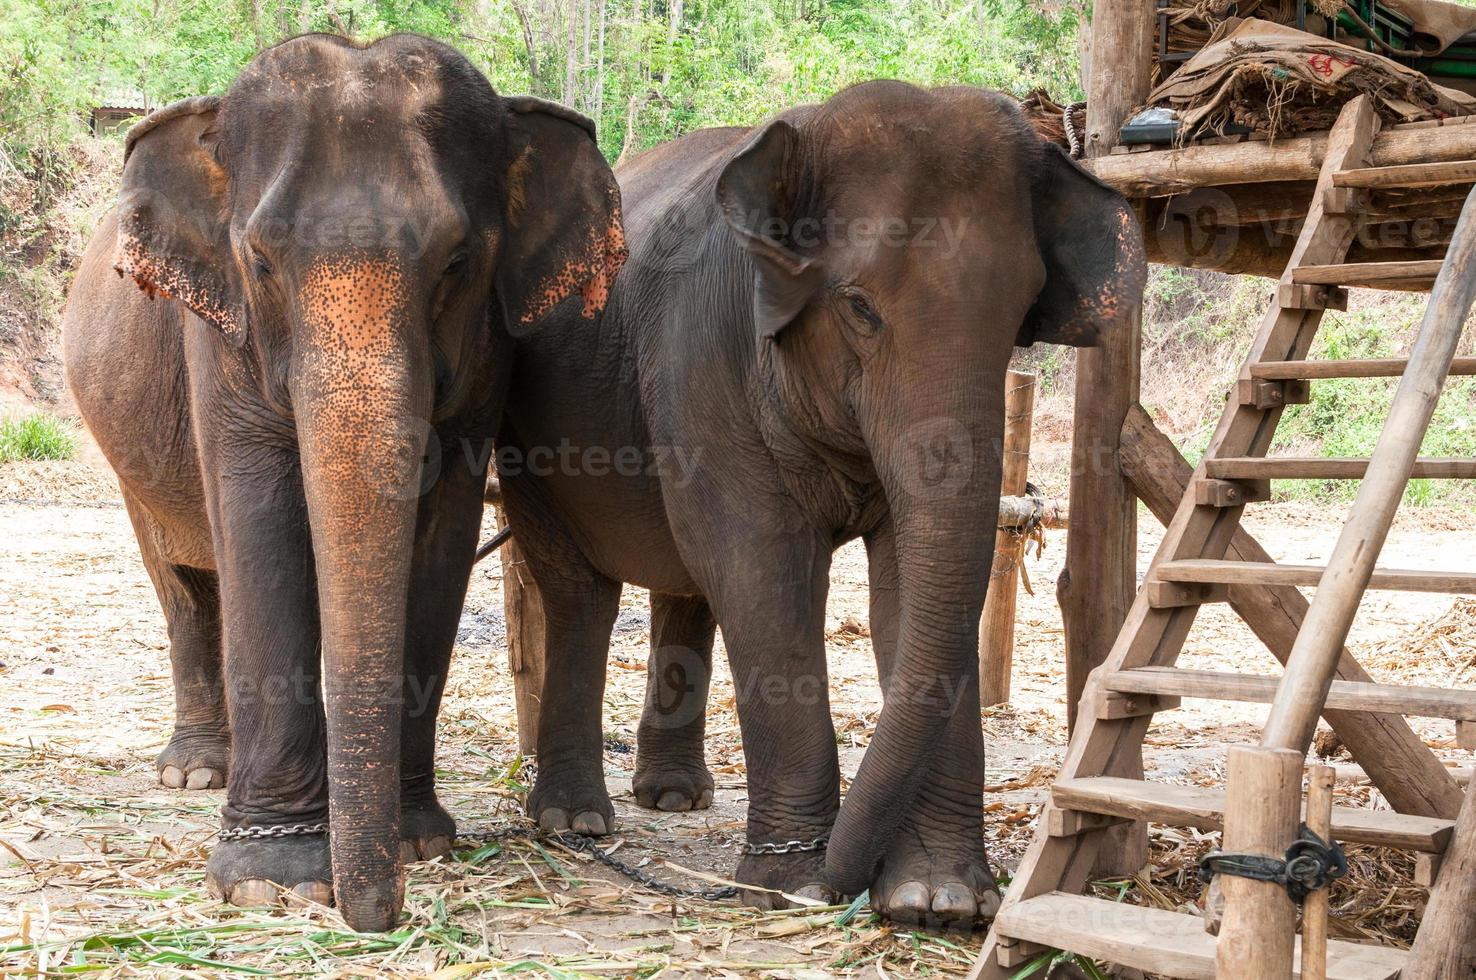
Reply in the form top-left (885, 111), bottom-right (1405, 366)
top-left (62, 33), bottom-right (625, 931)
top-left (495, 80), bottom-right (1144, 924)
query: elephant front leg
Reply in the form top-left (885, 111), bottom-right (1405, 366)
top-left (399, 439), bottom-right (489, 863)
top-left (203, 449), bottom-right (333, 908)
top-left (863, 521), bottom-right (1000, 926)
top-left (504, 479), bottom-right (622, 836)
top-left (634, 592), bottom-right (716, 812)
top-left (697, 533), bottom-right (838, 908)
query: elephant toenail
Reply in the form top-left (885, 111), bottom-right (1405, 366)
top-left (977, 889), bottom-right (1002, 919)
top-left (696, 788), bottom-right (714, 808)
top-left (287, 881), bottom-right (333, 907)
top-left (205, 873), bottom-right (225, 900)
top-left (538, 808), bottom-right (571, 832)
top-left (889, 881), bottom-right (930, 913)
top-left (425, 836), bottom-right (452, 859)
top-left (185, 768), bottom-right (217, 790)
top-left (160, 765), bottom-right (185, 788)
top-left (399, 840), bottom-right (419, 864)
top-left (229, 879), bottom-right (280, 907)
top-left (656, 790), bottom-right (692, 812)
top-left (571, 811), bottom-right (609, 835)
top-left (795, 883), bottom-right (836, 904)
top-left (931, 883), bottom-right (977, 918)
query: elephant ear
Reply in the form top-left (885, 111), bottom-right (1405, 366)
top-left (113, 96), bottom-right (246, 346)
top-left (1019, 141), bottom-right (1146, 348)
top-left (495, 96), bottom-right (628, 336)
top-left (715, 119), bottom-right (827, 342)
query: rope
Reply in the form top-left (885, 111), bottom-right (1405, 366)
top-left (1198, 826), bottom-right (1348, 904)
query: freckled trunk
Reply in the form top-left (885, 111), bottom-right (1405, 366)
top-left (826, 396), bottom-right (1001, 894)
top-left (295, 341), bottom-right (431, 932)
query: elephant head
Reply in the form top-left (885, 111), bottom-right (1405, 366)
top-left (714, 81), bottom-right (1144, 894)
top-left (112, 34), bottom-right (625, 930)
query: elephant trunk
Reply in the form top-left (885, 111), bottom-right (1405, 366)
top-left (293, 256), bottom-right (433, 932)
top-left (826, 400), bottom-right (1000, 894)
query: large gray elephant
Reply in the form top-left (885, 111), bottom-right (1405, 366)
top-left (63, 34), bottom-right (625, 931)
top-left (496, 80), bottom-right (1144, 924)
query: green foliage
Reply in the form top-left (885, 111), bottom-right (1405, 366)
top-left (1271, 304), bottom-right (1476, 505)
top-left (0, 411), bottom-right (76, 461)
top-left (0, 0), bottom-right (1085, 168)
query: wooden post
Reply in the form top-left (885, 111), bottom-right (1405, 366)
top-left (1403, 774), bottom-right (1476, 978)
top-left (1214, 746), bottom-right (1301, 979)
top-left (980, 371), bottom-right (1035, 707)
top-left (495, 505), bottom-right (545, 757)
top-left (1061, 0), bottom-right (1154, 733)
top-left (1301, 765), bottom-right (1334, 980)
top-left (1058, 0), bottom-right (1155, 878)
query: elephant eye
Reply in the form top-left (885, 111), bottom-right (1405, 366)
top-left (251, 249), bottom-right (274, 279)
top-left (443, 249), bottom-right (468, 280)
top-left (841, 287), bottom-right (884, 333)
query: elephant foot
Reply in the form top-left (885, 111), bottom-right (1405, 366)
top-left (736, 848), bottom-right (836, 910)
top-left (156, 725), bottom-right (229, 790)
top-left (400, 796), bottom-right (456, 863)
top-left (870, 824), bottom-right (1000, 928)
top-left (206, 833), bottom-right (333, 909)
top-left (528, 767), bottom-right (614, 835)
top-left (632, 759), bottom-right (714, 812)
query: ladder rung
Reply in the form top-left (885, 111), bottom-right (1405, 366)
top-left (1251, 357), bottom-right (1476, 379)
top-left (994, 892), bottom-right (1405, 979)
top-left (1205, 457), bottom-right (1476, 480)
top-left (1333, 159), bottom-right (1476, 189)
top-left (1291, 260), bottom-right (1441, 289)
top-left (1051, 777), bottom-right (1454, 852)
top-left (1155, 559), bottom-right (1476, 594)
top-left (1103, 666), bottom-right (1476, 721)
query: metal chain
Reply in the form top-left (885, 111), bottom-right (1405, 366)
top-left (741, 837), bottom-right (829, 855)
top-left (458, 826), bottom-right (740, 901)
top-left (218, 822), bottom-right (329, 841)
top-left (217, 820), bottom-right (827, 903)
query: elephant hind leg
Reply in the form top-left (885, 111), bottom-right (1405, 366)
top-left (634, 592), bottom-right (716, 812)
top-left (123, 491), bottom-right (229, 791)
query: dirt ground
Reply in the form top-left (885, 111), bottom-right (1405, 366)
top-left (2, 455), bottom-right (1473, 976)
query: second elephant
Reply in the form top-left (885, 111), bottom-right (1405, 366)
top-left (497, 81), bottom-right (1144, 924)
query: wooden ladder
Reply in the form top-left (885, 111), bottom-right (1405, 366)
top-left (969, 95), bottom-right (1476, 979)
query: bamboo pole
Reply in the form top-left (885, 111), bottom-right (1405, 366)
top-left (980, 371), bottom-right (1035, 706)
top-left (1301, 765), bottom-right (1334, 980)
top-left (1214, 746), bottom-right (1301, 978)
top-left (1263, 185), bottom-right (1476, 753)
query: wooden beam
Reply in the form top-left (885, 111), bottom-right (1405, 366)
top-left (1055, 0), bottom-right (1155, 881)
top-left (1119, 403), bottom-right (1463, 819)
top-left (496, 506), bottom-right (546, 757)
top-left (1291, 260), bottom-right (1442, 288)
top-left (1088, 119), bottom-right (1476, 197)
top-left (1333, 159), bottom-right (1476, 190)
top-left (1156, 559), bottom-right (1476, 593)
top-left (992, 892), bottom-right (1405, 980)
top-left (1302, 766), bottom-right (1335, 980)
top-left (1051, 776), bottom-right (1454, 851)
top-left (1205, 456), bottom-right (1476, 480)
top-left (980, 371), bottom-right (1035, 707)
top-left (1104, 666), bottom-right (1476, 721)
top-left (1251, 357), bottom-right (1476, 379)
